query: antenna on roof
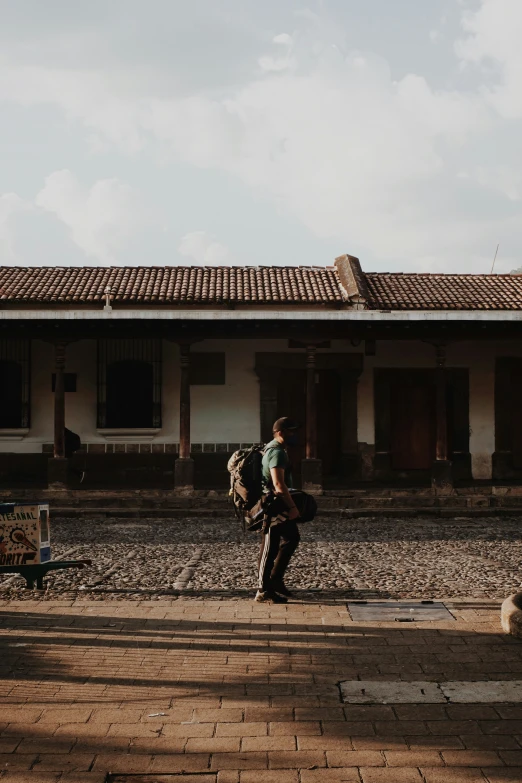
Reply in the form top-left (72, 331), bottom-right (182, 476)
top-left (490, 243), bottom-right (500, 274)
top-left (104, 285), bottom-right (112, 313)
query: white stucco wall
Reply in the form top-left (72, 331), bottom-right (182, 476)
top-left (1, 338), bottom-right (302, 450)
top-left (2, 336), bottom-right (522, 480)
top-left (464, 345), bottom-right (495, 480)
top-left (3, 339), bottom-right (99, 454)
top-left (189, 339), bottom-right (264, 443)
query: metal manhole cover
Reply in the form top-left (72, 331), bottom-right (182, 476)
top-left (347, 600), bottom-right (454, 622)
top-left (107, 775), bottom-right (216, 782)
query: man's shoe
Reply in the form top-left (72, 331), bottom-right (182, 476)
top-left (270, 580), bottom-right (294, 597)
top-left (254, 590), bottom-right (288, 604)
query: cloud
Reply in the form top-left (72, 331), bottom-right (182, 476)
top-left (258, 55), bottom-right (294, 73)
top-left (0, 193), bottom-right (31, 264)
top-left (2, 3), bottom-right (522, 271)
top-left (154, 45), bottom-right (491, 268)
top-left (464, 166), bottom-right (522, 202)
top-left (178, 231), bottom-right (230, 265)
top-left (0, 65), bottom-right (146, 154)
top-left (273, 33), bottom-right (293, 46)
top-left (456, 0), bottom-right (522, 118)
top-left (258, 32), bottom-right (295, 72)
top-left (35, 170), bottom-right (142, 264)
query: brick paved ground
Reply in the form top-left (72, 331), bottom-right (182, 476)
top-left (1, 597), bottom-right (522, 782)
top-left (0, 600), bottom-right (522, 783)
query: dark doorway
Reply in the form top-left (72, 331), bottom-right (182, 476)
top-left (106, 360), bottom-right (154, 428)
top-left (513, 363), bottom-right (522, 469)
top-left (317, 369), bottom-right (342, 475)
top-left (390, 371), bottom-right (436, 470)
top-left (275, 368), bottom-right (342, 483)
top-left (375, 368), bottom-right (470, 478)
top-left (495, 358), bottom-right (522, 471)
top-left (276, 369), bottom-right (306, 484)
top-left (0, 360), bottom-right (23, 428)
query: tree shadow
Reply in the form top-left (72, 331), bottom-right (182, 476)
top-left (1, 605), bottom-right (521, 778)
top-left (0, 606), bottom-right (516, 692)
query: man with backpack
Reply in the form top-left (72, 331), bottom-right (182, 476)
top-left (227, 417), bottom-right (317, 604)
top-left (255, 417), bottom-right (302, 604)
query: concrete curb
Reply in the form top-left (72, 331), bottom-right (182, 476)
top-left (501, 592), bottom-right (522, 637)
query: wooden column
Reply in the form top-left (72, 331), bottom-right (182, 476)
top-left (435, 344), bottom-right (448, 462)
top-left (432, 343), bottom-right (453, 493)
top-left (305, 345), bottom-right (317, 459)
top-left (302, 344), bottom-right (322, 492)
top-left (174, 342), bottom-right (194, 492)
top-left (179, 343), bottom-right (191, 460)
top-left (54, 342), bottom-right (66, 459)
top-left (48, 341), bottom-right (69, 488)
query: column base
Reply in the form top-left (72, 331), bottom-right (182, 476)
top-left (47, 457), bottom-right (69, 489)
top-left (174, 457), bottom-right (195, 494)
top-left (359, 443), bottom-right (375, 481)
top-left (492, 451), bottom-right (519, 481)
top-left (431, 459), bottom-right (453, 495)
top-left (301, 458), bottom-right (323, 494)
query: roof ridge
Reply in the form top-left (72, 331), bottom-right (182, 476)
top-left (0, 264), bottom-right (336, 272)
top-left (364, 271), bottom-right (520, 278)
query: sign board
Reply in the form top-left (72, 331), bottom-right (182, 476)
top-left (0, 504), bottom-right (51, 566)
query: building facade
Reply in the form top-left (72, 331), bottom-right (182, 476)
top-left (0, 255), bottom-right (522, 492)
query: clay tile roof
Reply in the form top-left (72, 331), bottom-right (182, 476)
top-left (364, 272), bottom-right (522, 311)
top-left (1, 264), bottom-right (522, 311)
top-left (0, 266), bottom-right (343, 306)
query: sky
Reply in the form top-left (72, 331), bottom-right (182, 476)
top-left (1, 0), bottom-right (522, 273)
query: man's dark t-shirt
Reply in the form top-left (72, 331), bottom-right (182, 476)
top-left (261, 439), bottom-right (292, 494)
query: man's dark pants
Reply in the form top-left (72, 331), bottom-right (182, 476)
top-left (257, 518), bottom-right (300, 591)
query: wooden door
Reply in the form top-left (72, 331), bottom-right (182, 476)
top-left (276, 369), bottom-right (306, 485)
top-left (390, 372), bottom-right (436, 470)
top-left (511, 363), bottom-right (522, 468)
top-left (276, 368), bottom-right (342, 481)
top-left (495, 358), bottom-right (522, 469)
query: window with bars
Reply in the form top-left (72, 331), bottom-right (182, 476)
top-left (0, 339), bottom-right (31, 428)
top-left (97, 339), bottom-right (162, 429)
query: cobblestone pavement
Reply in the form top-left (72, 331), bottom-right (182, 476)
top-left (1, 516), bottom-right (522, 601)
top-left (1, 596), bottom-right (522, 782)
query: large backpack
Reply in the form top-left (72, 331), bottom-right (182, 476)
top-left (227, 445), bottom-right (265, 521)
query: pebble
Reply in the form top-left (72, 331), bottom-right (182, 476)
top-left (0, 515), bottom-right (521, 601)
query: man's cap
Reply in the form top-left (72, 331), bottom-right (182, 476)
top-left (273, 416), bottom-right (301, 433)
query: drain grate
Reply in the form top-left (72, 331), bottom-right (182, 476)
top-left (347, 600), bottom-right (454, 622)
top-left (106, 774), bottom-right (216, 782)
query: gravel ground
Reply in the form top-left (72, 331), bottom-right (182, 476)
top-left (1, 516), bottom-right (522, 601)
